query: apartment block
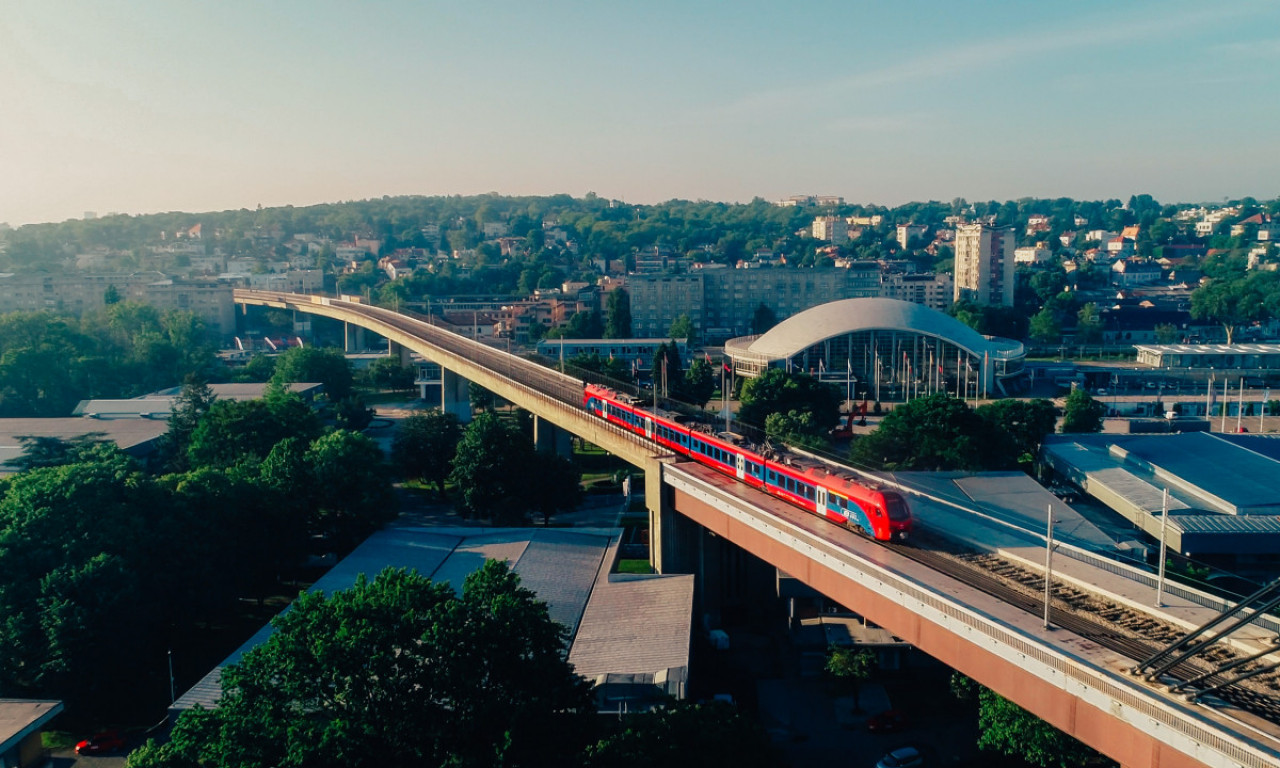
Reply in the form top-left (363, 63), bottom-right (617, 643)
top-left (954, 223), bottom-right (1016, 306)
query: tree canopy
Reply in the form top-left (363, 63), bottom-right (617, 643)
top-left (848, 393), bottom-right (1005, 471)
top-left (738, 369), bottom-right (841, 433)
top-left (129, 563), bottom-right (595, 768)
top-left (1060, 389), bottom-right (1105, 433)
top-left (270, 346), bottom-right (355, 401)
top-left (392, 409), bottom-right (463, 496)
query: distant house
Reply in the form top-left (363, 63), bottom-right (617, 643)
top-left (1110, 259), bottom-right (1162, 288)
top-left (1106, 237), bottom-right (1135, 257)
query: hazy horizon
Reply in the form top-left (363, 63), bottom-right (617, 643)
top-left (4, 0), bottom-right (1279, 227)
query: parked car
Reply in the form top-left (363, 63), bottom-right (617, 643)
top-left (867, 709), bottom-right (908, 733)
top-left (876, 746), bottom-right (924, 768)
top-left (76, 731), bottom-right (125, 755)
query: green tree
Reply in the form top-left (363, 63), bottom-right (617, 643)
top-left (129, 564), bottom-right (594, 768)
top-left (849, 393), bottom-right (1005, 471)
top-left (1030, 269), bottom-right (1066, 303)
top-left (0, 452), bottom-right (162, 714)
top-left (1154, 323), bottom-right (1180, 344)
top-left (363, 357), bottom-right (416, 391)
top-left (975, 687), bottom-right (1102, 768)
top-left (764, 410), bottom-right (829, 450)
top-left (12, 434), bottom-right (111, 471)
top-left (1060, 389), bottom-right (1105, 433)
top-left (187, 394), bottom-right (321, 469)
top-left (683, 358), bottom-right (716, 407)
top-left (750, 303), bottom-right (777, 334)
top-left (651, 342), bottom-right (684, 399)
top-left (584, 701), bottom-right (783, 768)
top-left (1074, 303), bottom-right (1103, 344)
top-left (238, 353), bottom-right (277, 383)
top-left (738, 368), bottom-right (841, 433)
top-left (103, 284), bottom-right (121, 305)
top-left (525, 452), bottom-right (583, 526)
top-left (567, 351), bottom-right (630, 381)
top-left (824, 645), bottom-right (875, 712)
top-left (975, 399), bottom-right (1058, 469)
top-left (270, 346), bottom-right (355, 401)
top-left (392, 409), bottom-right (463, 497)
top-left (604, 288), bottom-right (632, 339)
top-left (162, 376), bottom-right (216, 471)
top-left (1029, 307), bottom-right (1061, 345)
top-left (305, 429), bottom-right (397, 548)
top-left (1190, 275), bottom-right (1274, 345)
top-left (449, 411), bottom-right (533, 522)
top-left (668, 313), bottom-right (694, 342)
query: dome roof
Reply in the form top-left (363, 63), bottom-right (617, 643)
top-left (745, 297), bottom-right (993, 358)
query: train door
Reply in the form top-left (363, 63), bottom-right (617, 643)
top-left (735, 453), bottom-right (745, 480)
top-left (815, 486), bottom-right (828, 514)
top-left (643, 416), bottom-right (653, 440)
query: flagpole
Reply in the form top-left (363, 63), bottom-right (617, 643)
top-left (1206, 374), bottom-right (1214, 422)
top-left (1236, 377), bottom-right (1244, 433)
top-left (1043, 504), bottom-right (1055, 630)
top-left (1263, 389), bottom-right (1270, 433)
top-left (1220, 376), bottom-right (1228, 432)
top-left (1155, 488), bottom-right (1170, 607)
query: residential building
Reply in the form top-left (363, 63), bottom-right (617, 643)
top-left (880, 272), bottom-right (954, 312)
top-left (1014, 244), bottom-right (1053, 264)
top-left (0, 272), bottom-right (234, 335)
top-left (1110, 259), bottom-right (1163, 288)
top-left (628, 263), bottom-right (882, 343)
top-left (953, 223), bottom-right (1016, 306)
top-left (482, 222), bottom-right (508, 239)
top-left (1106, 237), bottom-right (1135, 257)
top-left (896, 223), bottom-right (928, 249)
top-left (812, 215), bottom-right (849, 243)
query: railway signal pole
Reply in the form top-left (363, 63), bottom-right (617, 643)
top-left (1043, 505), bottom-right (1055, 630)
top-left (1156, 488), bottom-right (1170, 608)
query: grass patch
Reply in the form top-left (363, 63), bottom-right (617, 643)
top-left (42, 731), bottom-right (77, 750)
top-left (617, 559), bottom-right (653, 575)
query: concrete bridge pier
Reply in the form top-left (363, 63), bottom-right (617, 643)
top-left (388, 340), bottom-right (412, 367)
top-left (533, 416), bottom-right (573, 458)
top-left (440, 368), bottom-right (472, 423)
top-left (344, 322), bottom-right (367, 352)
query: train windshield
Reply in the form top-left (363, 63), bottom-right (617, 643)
top-left (884, 495), bottom-right (910, 521)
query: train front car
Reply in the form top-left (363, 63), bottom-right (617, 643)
top-left (880, 491), bottom-right (913, 542)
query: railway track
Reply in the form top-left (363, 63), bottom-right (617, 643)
top-left (890, 535), bottom-right (1280, 723)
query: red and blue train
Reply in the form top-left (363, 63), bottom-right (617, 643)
top-left (584, 384), bottom-right (912, 542)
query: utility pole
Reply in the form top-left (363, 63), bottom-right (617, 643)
top-left (1043, 505), bottom-right (1055, 630)
top-left (1156, 489), bottom-right (1170, 607)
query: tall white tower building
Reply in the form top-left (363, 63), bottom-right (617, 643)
top-left (953, 223), bottom-right (1016, 306)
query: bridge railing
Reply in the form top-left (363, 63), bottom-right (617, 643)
top-left (673, 468), bottom-right (1276, 768)
top-left (236, 290), bottom-right (661, 457)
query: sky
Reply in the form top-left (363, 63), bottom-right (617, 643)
top-left (3, 0), bottom-right (1279, 226)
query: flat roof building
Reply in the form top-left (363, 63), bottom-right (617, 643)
top-left (1136, 343), bottom-right (1280, 371)
top-left (1041, 432), bottom-right (1280, 571)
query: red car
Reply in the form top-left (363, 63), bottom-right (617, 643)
top-left (75, 731), bottom-right (125, 755)
top-left (867, 709), bottom-right (908, 733)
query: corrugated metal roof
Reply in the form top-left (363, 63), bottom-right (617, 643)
top-left (1172, 515), bottom-right (1280, 534)
top-left (568, 574), bottom-right (694, 679)
top-left (1134, 343), bottom-right (1280, 355)
top-left (512, 530), bottom-right (611, 638)
top-left (1121, 433), bottom-right (1280, 514)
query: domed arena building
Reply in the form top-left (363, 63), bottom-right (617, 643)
top-left (723, 298), bottom-right (1026, 400)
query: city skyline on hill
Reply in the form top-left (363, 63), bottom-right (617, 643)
top-left (3, 0), bottom-right (1278, 226)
